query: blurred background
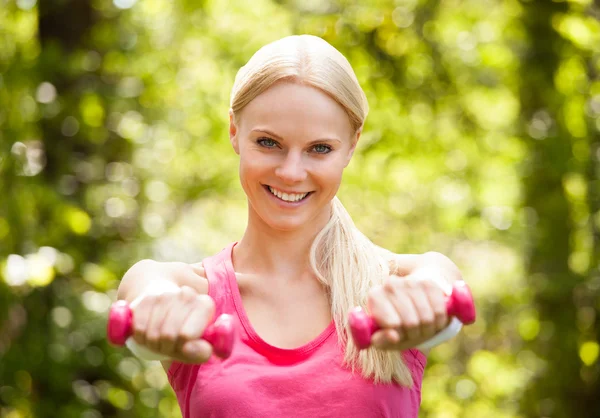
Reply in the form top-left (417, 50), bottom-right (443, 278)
top-left (0, 0), bottom-right (599, 416)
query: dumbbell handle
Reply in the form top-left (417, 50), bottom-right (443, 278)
top-left (107, 300), bottom-right (235, 359)
top-left (348, 281), bottom-right (475, 350)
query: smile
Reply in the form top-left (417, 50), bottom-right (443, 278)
top-left (265, 185), bottom-right (312, 203)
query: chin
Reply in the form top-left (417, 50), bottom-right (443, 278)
top-left (264, 216), bottom-right (309, 232)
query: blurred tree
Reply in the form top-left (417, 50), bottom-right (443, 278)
top-left (518, 0), bottom-right (600, 416)
top-left (1, 1), bottom-right (145, 416)
top-left (518, 0), bottom-right (577, 415)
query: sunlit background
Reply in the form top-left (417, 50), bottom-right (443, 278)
top-left (1, 0), bottom-right (599, 417)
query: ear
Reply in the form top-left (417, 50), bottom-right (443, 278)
top-left (344, 127), bottom-right (362, 167)
top-left (229, 109), bottom-right (240, 155)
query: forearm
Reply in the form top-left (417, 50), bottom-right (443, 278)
top-left (382, 248), bottom-right (464, 290)
top-left (415, 251), bottom-right (463, 285)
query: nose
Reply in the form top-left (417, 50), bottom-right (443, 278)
top-left (275, 151), bottom-right (307, 184)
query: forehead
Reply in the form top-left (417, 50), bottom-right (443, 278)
top-left (238, 81), bottom-right (354, 139)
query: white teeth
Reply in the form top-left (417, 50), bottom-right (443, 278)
top-left (268, 186), bottom-right (308, 202)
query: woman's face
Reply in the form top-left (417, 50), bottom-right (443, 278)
top-left (230, 81), bottom-right (360, 232)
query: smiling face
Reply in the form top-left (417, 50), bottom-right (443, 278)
top-left (230, 81), bottom-right (360, 233)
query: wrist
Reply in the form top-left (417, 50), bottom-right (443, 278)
top-left (410, 266), bottom-right (453, 296)
top-left (130, 281), bottom-right (182, 308)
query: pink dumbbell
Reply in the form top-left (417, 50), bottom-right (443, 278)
top-left (107, 300), bottom-right (236, 359)
top-left (348, 281), bottom-right (476, 350)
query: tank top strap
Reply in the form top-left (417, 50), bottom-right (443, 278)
top-left (201, 242), bottom-right (237, 317)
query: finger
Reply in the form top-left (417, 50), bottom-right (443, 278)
top-left (383, 278), bottom-right (421, 341)
top-left (179, 294), bottom-right (216, 341)
top-left (178, 339), bottom-right (213, 363)
top-left (406, 283), bottom-right (436, 340)
top-left (158, 287), bottom-right (198, 355)
top-left (175, 294), bottom-right (215, 363)
top-left (132, 296), bottom-right (154, 347)
top-left (144, 293), bottom-right (172, 352)
top-left (371, 328), bottom-right (403, 349)
top-left (423, 280), bottom-right (449, 331)
top-left (367, 286), bottom-right (401, 329)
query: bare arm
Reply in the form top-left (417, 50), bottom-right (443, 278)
top-left (387, 251), bottom-right (463, 286)
top-left (116, 260), bottom-right (208, 303)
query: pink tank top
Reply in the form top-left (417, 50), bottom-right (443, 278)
top-left (167, 243), bottom-right (427, 417)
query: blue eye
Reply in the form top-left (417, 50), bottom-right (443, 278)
top-left (257, 138), bottom-right (278, 148)
top-left (312, 144), bottom-right (332, 154)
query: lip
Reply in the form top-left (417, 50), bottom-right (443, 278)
top-left (262, 185), bottom-right (313, 206)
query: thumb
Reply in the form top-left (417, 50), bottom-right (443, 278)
top-left (180, 339), bottom-right (213, 363)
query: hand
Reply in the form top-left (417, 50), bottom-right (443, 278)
top-left (367, 272), bottom-right (450, 351)
top-left (131, 286), bottom-right (216, 363)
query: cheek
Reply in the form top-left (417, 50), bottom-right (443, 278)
top-left (317, 159), bottom-right (346, 188)
top-left (238, 152), bottom-right (269, 186)
top-left (238, 148), bottom-right (258, 171)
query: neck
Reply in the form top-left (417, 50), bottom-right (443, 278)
top-left (233, 204), bottom-right (331, 281)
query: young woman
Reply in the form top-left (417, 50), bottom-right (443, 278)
top-left (117, 35), bottom-right (466, 417)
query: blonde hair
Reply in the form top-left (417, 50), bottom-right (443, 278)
top-left (230, 35), bottom-right (413, 386)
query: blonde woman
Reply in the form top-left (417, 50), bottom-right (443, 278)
top-left (116, 35), bottom-right (467, 417)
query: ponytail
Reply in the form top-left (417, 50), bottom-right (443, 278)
top-left (309, 197), bottom-right (414, 386)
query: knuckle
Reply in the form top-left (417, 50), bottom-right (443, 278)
top-left (157, 292), bottom-right (172, 304)
top-left (145, 331), bottom-right (160, 344)
top-left (143, 294), bottom-right (160, 306)
top-left (435, 312), bottom-right (448, 327)
top-left (196, 294), bottom-right (215, 310)
top-left (179, 328), bottom-right (197, 341)
top-left (410, 279), bottom-right (428, 291)
top-left (403, 319), bottom-right (419, 329)
top-left (382, 281), bottom-right (398, 294)
top-left (407, 277), bottom-right (423, 289)
top-left (180, 286), bottom-right (197, 301)
top-left (133, 321), bottom-right (146, 335)
top-left (434, 305), bottom-right (447, 316)
top-left (421, 315), bottom-right (435, 326)
top-left (161, 330), bottom-right (178, 342)
top-left (132, 315), bottom-right (145, 330)
top-left (422, 279), bottom-right (438, 289)
top-left (433, 304), bottom-right (447, 317)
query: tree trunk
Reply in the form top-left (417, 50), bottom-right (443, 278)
top-left (520, 0), bottom-right (598, 416)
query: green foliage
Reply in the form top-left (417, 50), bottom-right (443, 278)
top-left (1, 0), bottom-right (599, 417)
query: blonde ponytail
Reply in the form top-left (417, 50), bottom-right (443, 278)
top-left (309, 197), bottom-right (413, 386)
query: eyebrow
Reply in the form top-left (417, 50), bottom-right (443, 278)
top-left (251, 129), bottom-right (342, 144)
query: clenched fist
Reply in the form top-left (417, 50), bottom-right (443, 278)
top-left (131, 286), bottom-right (217, 363)
top-left (367, 273), bottom-right (450, 351)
